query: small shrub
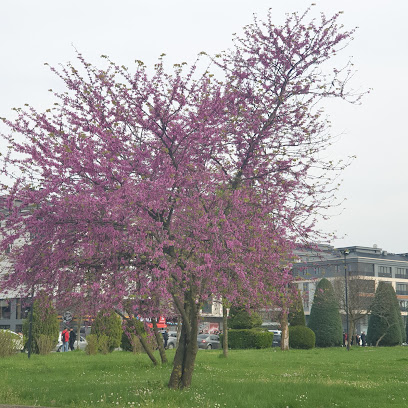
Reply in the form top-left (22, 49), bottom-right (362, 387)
top-left (228, 329), bottom-right (273, 349)
top-left (130, 335), bottom-right (142, 354)
top-left (92, 309), bottom-right (122, 352)
top-left (289, 326), bottom-right (315, 349)
top-left (36, 334), bottom-right (55, 355)
top-left (85, 334), bottom-right (99, 355)
top-left (98, 335), bottom-right (109, 354)
top-left (22, 292), bottom-right (59, 354)
top-left (0, 331), bottom-right (19, 357)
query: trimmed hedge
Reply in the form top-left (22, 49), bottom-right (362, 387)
top-left (289, 326), bottom-right (315, 349)
top-left (226, 329), bottom-right (273, 349)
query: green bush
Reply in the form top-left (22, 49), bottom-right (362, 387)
top-left (121, 318), bottom-right (146, 352)
top-left (36, 334), bottom-right (55, 355)
top-left (22, 292), bottom-right (59, 354)
top-left (0, 330), bottom-right (21, 357)
top-left (289, 326), bottom-right (315, 349)
top-left (367, 282), bottom-right (403, 346)
top-left (98, 335), bottom-right (109, 354)
top-left (228, 307), bottom-right (262, 329)
top-left (85, 334), bottom-right (98, 355)
top-left (92, 309), bottom-right (122, 352)
top-left (308, 278), bottom-right (342, 347)
top-left (227, 329), bottom-right (273, 349)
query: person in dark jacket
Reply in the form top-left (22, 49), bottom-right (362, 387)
top-left (69, 328), bottom-right (77, 351)
top-left (361, 331), bottom-right (366, 347)
top-left (162, 329), bottom-right (169, 348)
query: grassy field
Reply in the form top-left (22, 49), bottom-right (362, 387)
top-left (1, 347), bottom-right (408, 408)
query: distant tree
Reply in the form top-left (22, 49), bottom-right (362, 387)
top-left (288, 289), bottom-right (306, 327)
top-left (308, 278), bottom-right (342, 347)
top-left (229, 307), bottom-right (262, 330)
top-left (333, 276), bottom-right (375, 345)
top-left (22, 292), bottom-right (59, 354)
top-left (91, 309), bottom-right (122, 352)
top-left (367, 282), bottom-right (403, 346)
top-left (406, 317), bottom-right (408, 344)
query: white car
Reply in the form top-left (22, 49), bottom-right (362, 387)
top-left (56, 331), bottom-right (87, 352)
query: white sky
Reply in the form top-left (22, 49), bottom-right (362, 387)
top-left (0, 0), bottom-right (407, 253)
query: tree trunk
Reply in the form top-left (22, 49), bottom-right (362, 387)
top-left (115, 310), bottom-right (158, 366)
top-left (168, 290), bottom-right (199, 389)
top-left (350, 320), bottom-right (356, 347)
top-left (222, 300), bottom-right (228, 358)
top-left (280, 312), bottom-right (289, 351)
top-left (76, 316), bottom-right (82, 350)
top-left (152, 317), bottom-right (168, 364)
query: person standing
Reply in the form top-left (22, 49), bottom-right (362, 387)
top-left (62, 328), bottom-right (70, 352)
top-left (361, 331), bottom-right (366, 347)
top-left (162, 329), bottom-right (169, 349)
top-left (69, 328), bottom-right (76, 351)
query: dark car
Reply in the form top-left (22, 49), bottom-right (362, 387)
top-left (197, 334), bottom-right (220, 349)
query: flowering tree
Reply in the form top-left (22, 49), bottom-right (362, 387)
top-left (0, 8), bottom-right (361, 388)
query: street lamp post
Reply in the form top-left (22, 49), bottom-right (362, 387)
top-left (341, 249), bottom-right (350, 351)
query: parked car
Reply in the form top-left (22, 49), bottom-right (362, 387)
top-left (197, 334), bottom-right (220, 349)
top-left (55, 332), bottom-right (88, 352)
top-left (0, 329), bottom-right (23, 352)
top-left (269, 329), bottom-right (282, 347)
top-left (167, 331), bottom-right (178, 349)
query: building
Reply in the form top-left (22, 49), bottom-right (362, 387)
top-left (293, 245), bottom-right (408, 334)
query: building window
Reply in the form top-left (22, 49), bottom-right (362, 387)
top-left (399, 300), bottom-right (408, 312)
top-left (0, 300), bottom-right (11, 319)
top-left (16, 299), bottom-right (30, 320)
top-left (0, 325), bottom-right (11, 329)
top-left (201, 301), bottom-right (212, 314)
top-left (396, 268), bottom-right (408, 278)
top-left (396, 283), bottom-right (408, 295)
top-left (378, 266), bottom-right (392, 277)
top-left (358, 263), bottom-right (375, 276)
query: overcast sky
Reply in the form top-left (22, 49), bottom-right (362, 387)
top-left (1, 0), bottom-right (407, 253)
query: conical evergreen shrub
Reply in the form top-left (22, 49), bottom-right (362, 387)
top-left (367, 282), bottom-right (402, 346)
top-left (308, 278), bottom-right (342, 347)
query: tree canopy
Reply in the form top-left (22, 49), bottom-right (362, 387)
top-left (0, 8), bottom-right (361, 388)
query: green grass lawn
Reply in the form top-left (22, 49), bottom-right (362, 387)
top-left (1, 347), bottom-right (408, 408)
